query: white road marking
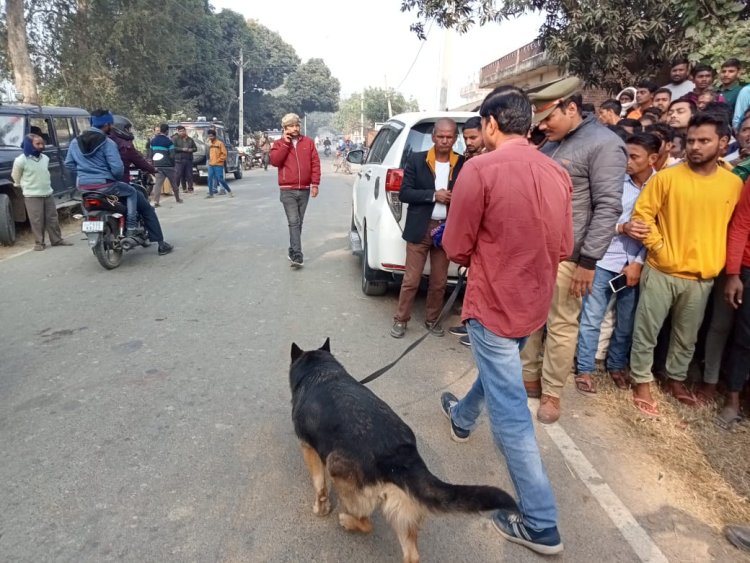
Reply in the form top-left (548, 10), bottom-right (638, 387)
top-left (543, 422), bottom-right (670, 563)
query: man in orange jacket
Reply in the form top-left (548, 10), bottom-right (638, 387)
top-left (269, 113), bottom-right (321, 268)
top-left (205, 129), bottom-right (233, 199)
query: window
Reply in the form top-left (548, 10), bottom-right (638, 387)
top-left (366, 123), bottom-right (403, 165)
top-left (29, 117), bottom-right (53, 146)
top-left (53, 118), bottom-right (73, 146)
top-left (75, 117), bottom-right (90, 136)
top-left (0, 115), bottom-right (25, 148)
top-left (400, 121), bottom-right (466, 167)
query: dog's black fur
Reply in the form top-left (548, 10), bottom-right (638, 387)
top-left (290, 338), bottom-right (517, 516)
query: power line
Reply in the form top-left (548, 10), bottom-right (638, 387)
top-left (396, 22), bottom-right (434, 90)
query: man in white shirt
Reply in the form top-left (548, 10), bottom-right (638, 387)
top-left (390, 119), bottom-right (465, 338)
top-left (662, 56), bottom-right (695, 100)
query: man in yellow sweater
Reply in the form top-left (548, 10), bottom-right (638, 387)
top-left (629, 113), bottom-right (743, 415)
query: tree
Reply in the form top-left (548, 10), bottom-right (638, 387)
top-left (400, 0), bottom-right (750, 91)
top-left (5, 0), bottom-right (39, 103)
top-left (284, 58), bottom-right (340, 115)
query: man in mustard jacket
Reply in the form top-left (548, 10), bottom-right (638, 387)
top-left (205, 129), bottom-right (233, 198)
top-left (629, 113), bottom-right (743, 415)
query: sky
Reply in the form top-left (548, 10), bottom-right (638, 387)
top-left (211, 0), bottom-right (545, 110)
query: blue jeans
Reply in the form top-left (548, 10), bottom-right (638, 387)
top-left (451, 319), bottom-right (558, 530)
top-left (207, 165), bottom-right (231, 194)
top-left (576, 266), bottom-right (638, 374)
top-left (84, 181), bottom-right (138, 230)
top-left (135, 190), bottom-right (163, 242)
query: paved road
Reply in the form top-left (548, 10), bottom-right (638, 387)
top-left (0, 166), bottom-right (740, 562)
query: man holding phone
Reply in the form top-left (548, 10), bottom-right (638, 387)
top-left (574, 133), bottom-right (660, 396)
top-left (269, 113), bottom-right (321, 268)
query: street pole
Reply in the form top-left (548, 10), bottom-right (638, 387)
top-left (360, 92), bottom-right (364, 142)
top-left (238, 47), bottom-right (244, 148)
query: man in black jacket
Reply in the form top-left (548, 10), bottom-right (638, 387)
top-left (148, 123), bottom-right (182, 206)
top-left (391, 118), bottom-right (464, 338)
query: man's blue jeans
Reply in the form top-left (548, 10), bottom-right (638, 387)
top-left (576, 266), bottom-right (639, 374)
top-left (84, 181), bottom-right (138, 231)
top-left (451, 319), bottom-right (558, 530)
top-left (207, 165), bottom-right (231, 194)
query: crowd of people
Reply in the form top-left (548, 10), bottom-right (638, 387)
top-left (380, 55), bottom-right (750, 555)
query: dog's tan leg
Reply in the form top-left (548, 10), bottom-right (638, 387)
top-left (382, 487), bottom-right (423, 563)
top-left (338, 512), bottom-right (374, 533)
top-left (300, 442), bottom-right (330, 516)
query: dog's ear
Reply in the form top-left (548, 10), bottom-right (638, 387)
top-left (320, 337), bottom-right (330, 352)
top-left (291, 342), bottom-right (304, 362)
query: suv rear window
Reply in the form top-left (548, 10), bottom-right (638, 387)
top-left (0, 115), bottom-right (25, 148)
top-left (401, 121), bottom-right (467, 167)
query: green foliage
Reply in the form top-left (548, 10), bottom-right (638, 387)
top-left (7, 1), bottom-right (338, 141)
top-left (400, 0), bottom-right (750, 91)
top-left (284, 58), bottom-right (340, 115)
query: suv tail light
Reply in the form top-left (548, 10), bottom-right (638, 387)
top-left (385, 168), bottom-right (403, 223)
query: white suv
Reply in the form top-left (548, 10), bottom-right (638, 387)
top-left (347, 111), bottom-right (476, 295)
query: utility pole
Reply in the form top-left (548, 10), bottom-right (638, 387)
top-left (437, 29), bottom-right (453, 111)
top-left (360, 92), bottom-right (364, 142)
top-left (238, 47), bottom-right (244, 147)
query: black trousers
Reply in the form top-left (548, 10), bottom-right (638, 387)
top-left (174, 159), bottom-right (194, 191)
top-left (727, 267), bottom-right (750, 392)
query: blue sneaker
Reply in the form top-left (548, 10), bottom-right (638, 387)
top-left (440, 392), bottom-right (471, 442)
top-left (492, 510), bottom-right (563, 555)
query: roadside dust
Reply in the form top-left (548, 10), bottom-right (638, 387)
top-left (594, 370), bottom-right (750, 529)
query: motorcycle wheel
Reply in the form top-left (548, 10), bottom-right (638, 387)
top-left (93, 222), bottom-right (123, 270)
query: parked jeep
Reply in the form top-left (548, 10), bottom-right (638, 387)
top-left (167, 119), bottom-right (242, 183)
top-left (0, 105), bottom-right (90, 245)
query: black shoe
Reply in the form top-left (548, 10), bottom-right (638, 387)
top-left (492, 510), bottom-right (563, 555)
top-left (440, 392), bottom-right (471, 442)
top-left (158, 242), bottom-right (173, 255)
top-left (290, 254), bottom-right (304, 268)
top-left (449, 325), bottom-right (467, 336)
top-left (424, 321), bottom-right (445, 337)
top-left (459, 335), bottom-right (471, 347)
top-left (390, 320), bottom-right (407, 339)
top-left (725, 525), bottom-right (750, 553)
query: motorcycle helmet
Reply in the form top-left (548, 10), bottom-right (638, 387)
top-left (112, 114), bottom-right (135, 141)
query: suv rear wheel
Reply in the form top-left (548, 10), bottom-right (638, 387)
top-left (0, 193), bottom-right (16, 245)
top-left (361, 228), bottom-right (388, 296)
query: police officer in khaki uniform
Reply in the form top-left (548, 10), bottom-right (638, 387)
top-left (521, 77), bottom-right (627, 424)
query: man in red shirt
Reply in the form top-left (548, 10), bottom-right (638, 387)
top-left (719, 181), bottom-right (750, 429)
top-left (270, 113), bottom-right (321, 268)
top-left (440, 86), bottom-right (573, 555)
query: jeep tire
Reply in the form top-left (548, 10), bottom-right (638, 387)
top-left (0, 193), bottom-right (16, 245)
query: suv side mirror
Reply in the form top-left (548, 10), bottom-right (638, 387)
top-left (346, 149), bottom-right (364, 164)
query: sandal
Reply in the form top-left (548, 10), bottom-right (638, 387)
top-left (715, 407), bottom-right (742, 431)
top-left (608, 369), bottom-right (631, 390)
top-left (665, 381), bottom-right (698, 406)
top-left (574, 373), bottom-right (597, 397)
top-left (633, 396), bottom-right (659, 417)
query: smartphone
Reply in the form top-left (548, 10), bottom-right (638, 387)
top-left (609, 273), bottom-right (628, 293)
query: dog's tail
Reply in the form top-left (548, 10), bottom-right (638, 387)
top-left (397, 463), bottom-right (518, 514)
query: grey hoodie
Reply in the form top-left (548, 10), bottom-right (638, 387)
top-left (541, 115), bottom-right (627, 268)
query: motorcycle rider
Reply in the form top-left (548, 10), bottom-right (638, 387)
top-left (323, 137), bottom-right (332, 156)
top-left (65, 110), bottom-right (140, 238)
top-left (109, 115), bottom-right (173, 255)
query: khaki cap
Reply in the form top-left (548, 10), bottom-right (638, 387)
top-left (528, 77), bottom-right (584, 123)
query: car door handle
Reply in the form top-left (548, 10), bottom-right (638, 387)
top-left (364, 170), bottom-right (372, 180)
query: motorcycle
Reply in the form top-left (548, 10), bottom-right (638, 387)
top-left (251, 150), bottom-right (264, 169)
top-left (77, 181), bottom-right (150, 270)
top-left (324, 145), bottom-right (331, 157)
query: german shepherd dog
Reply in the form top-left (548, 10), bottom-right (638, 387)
top-left (289, 339), bottom-right (517, 563)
